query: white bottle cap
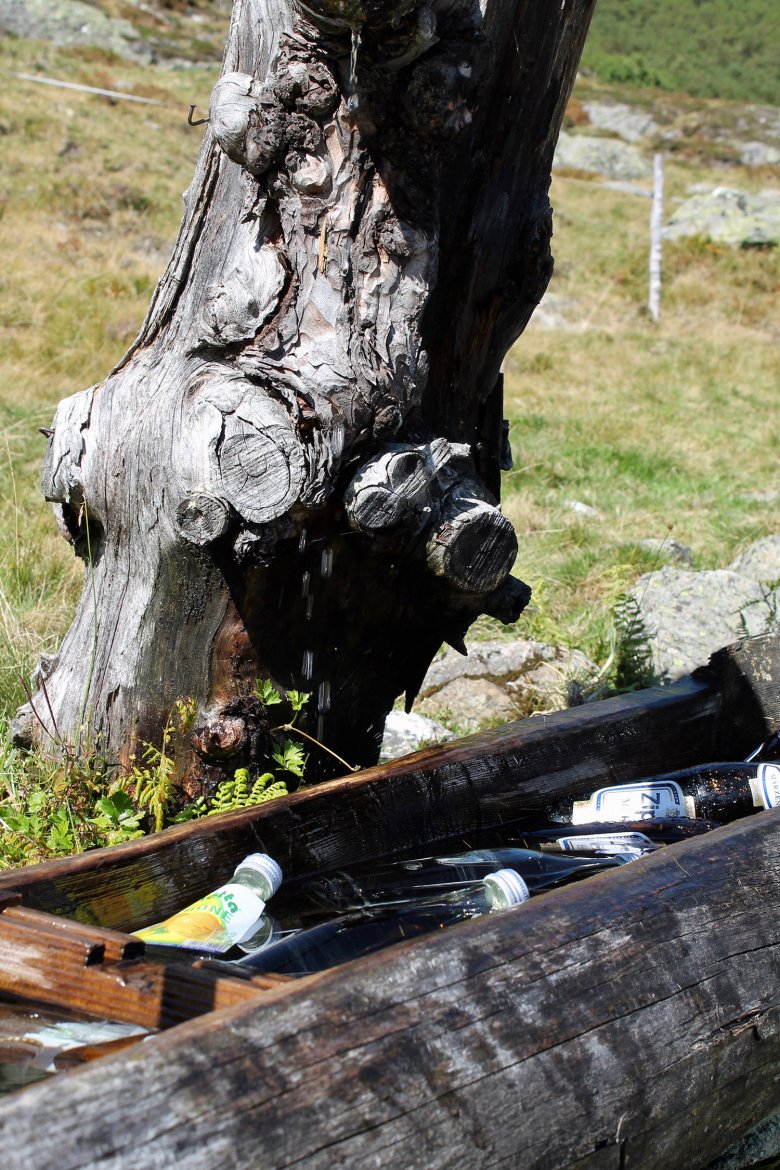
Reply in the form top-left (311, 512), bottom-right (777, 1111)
top-left (483, 868), bottom-right (530, 908)
top-left (235, 853), bottom-right (283, 896)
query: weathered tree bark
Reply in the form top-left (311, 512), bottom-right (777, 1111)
top-left (15, 0), bottom-right (596, 790)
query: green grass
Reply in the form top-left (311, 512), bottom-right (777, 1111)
top-left (0, 27), bottom-right (227, 718)
top-left (499, 151), bottom-right (780, 662)
top-left (582, 0), bottom-right (780, 105)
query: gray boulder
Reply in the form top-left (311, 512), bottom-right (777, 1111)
top-left (637, 537), bottom-right (695, 567)
top-left (416, 638), bottom-right (599, 728)
top-left (630, 566), bottom-right (779, 681)
top-left (0, 0), bottom-right (143, 58)
top-left (379, 711), bottom-right (455, 762)
top-left (528, 291), bottom-right (580, 331)
top-left (664, 188), bottom-right (780, 247)
top-left (737, 141), bottom-right (780, 167)
top-left (729, 535), bottom-right (780, 585)
top-left (582, 100), bottom-right (658, 143)
top-left (553, 132), bottom-right (651, 180)
top-left (417, 678), bottom-right (517, 733)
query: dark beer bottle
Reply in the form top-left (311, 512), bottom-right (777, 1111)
top-left (548, 761), bottom-right (780, 826)
top-left (236, 868), bottom-right (529, 976)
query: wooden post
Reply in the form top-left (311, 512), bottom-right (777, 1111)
top-left (648, 151), bottom-right (664, 321)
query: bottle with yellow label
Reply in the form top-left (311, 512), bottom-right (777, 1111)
top-left (133, 853), bottom-right (283, 955)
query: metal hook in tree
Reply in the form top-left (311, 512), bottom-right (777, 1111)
top-left (187, 104), bottom-right (209, 127)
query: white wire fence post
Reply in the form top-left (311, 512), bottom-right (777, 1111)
top-left (648, 152), bottom-right (664, 322)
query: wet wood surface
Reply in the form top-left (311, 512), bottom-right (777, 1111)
top-left (0, 631), bottom-right (778, 1167)
top-left (1, 809), bottom-right (779, 1170)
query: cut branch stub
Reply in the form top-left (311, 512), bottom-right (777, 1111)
top-left (175, 492), bottom-right (233, 547)
top-left (191, 714), bottom-right (248, 761)
top-left (217, 398), bottom-right (305, 525)
top-left (344, 444), bottom-right (436, 535)
top-left (426, 490), bottom-right (518, 594)
top-left (41, 389), bottom-right (94, 505)
top-left (207, 73), bottom-right (263, 170)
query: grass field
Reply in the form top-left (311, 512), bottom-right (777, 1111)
top-left (582, 0), bottom-right (780, 105)
top-left (0, 16), bottom-right (778, 860)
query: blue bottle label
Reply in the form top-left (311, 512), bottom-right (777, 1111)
top-left (755, 763), bottom-right (780, 810)
top-left (554, 831), bottom-right (656, 855)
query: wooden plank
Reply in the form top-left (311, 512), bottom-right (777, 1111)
top-left (0, 907), bottom-right (276, 1029)
top-left (3, 906), bottom-right (144, 962)
top-left (1, 810), bottom-right (779, 1169)
top-left (0, 676), bottom-right (723, 931)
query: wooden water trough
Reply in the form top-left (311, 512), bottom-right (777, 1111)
top-left (0, 630), bottom-right (779, 1170)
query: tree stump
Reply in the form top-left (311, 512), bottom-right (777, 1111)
top-left (15, 0), bottom-right (596, 792)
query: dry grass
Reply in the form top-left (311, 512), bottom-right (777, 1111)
top-left (0, 28), bottom-right (778, 717)
top-left (502, 127), bottom-right (780, 657)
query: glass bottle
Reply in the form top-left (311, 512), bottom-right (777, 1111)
top-left (237, 868), bottom-right (529, 976)
top-left (515, 817), bottom-right (720, 856)
top-left (299, 847), bottom-right (627, 914)
top-left (546, 761), bottom-right (780, 826)
top-left (744, 729), bottom-right (780, 764)
top-left (133, 853), bottom-right (283, 955)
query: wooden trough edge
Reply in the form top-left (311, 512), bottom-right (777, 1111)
top-left (0, 672), bottom-right (729, 930)
top-left (0, 805), bottom-right (779, 1170)
top-left (4, 617), bottom-right (780, 931)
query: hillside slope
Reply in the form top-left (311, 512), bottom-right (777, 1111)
top-left (582, 0), bottom-right (780, 105)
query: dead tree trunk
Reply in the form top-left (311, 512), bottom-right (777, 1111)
top-left (15, 0), bottom-right (595, 791)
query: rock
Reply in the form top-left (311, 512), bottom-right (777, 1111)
top-left (582, 101), bottom-right (657, 143)
top-left (417, 678), bottom-right (518, 733)
top-left (553, 132), bottom-right (651, 180)
top-left (729, 535), bottom-right (780, 585)
top-left (664, 188), bottom-right (780, 247)
top-left (416, 638), bottom-right (600, 727)
top-left (505, 649), bottom-right (598, 713)
top-left (379, 711), bottom-right (455, 761)
top-left (737, 141), bottom-right (780, 167)
top-left (0, 0), bottom-right (144, 59)
top-left (565, 499), bottom-right (602, 519)
top-left (637, 537), bottom-right (695, 567)
top-left (420, 638), bottom-right (559, 695)
top-left (630, 566), bottom-right (779, 681)
top-left (528, 291), bottom-right (580, 331)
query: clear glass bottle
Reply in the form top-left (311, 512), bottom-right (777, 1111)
top-left (546, 761), bottom-right (780, 826)
top-left (299, 847), bottom-right (627, 914)
top-left (516, 817), bottom-right (720, 856)
top-left (133, 853), bottom-right (283, 955)
top-left (236, 869), bottom-right (530, 976)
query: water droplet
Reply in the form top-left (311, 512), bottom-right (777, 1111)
top-left (302, 650), bottom-right (314, 680)
top-left (298, 528), bottom-right (307, 554)
top-left (317, 680), bottom-right (331, 714)
top-left (331, 421), bottom-right (345, 461)
top-left (301, 570), bottom-right (311, 599)
top-left (306, 595), bottom-right (314, 620)
top-left (316, 714), bottom-right (326, 742)
top-left (348, 27), bottom-right (362, 111)
top-left (320, 547), bottom-right (334, 579)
